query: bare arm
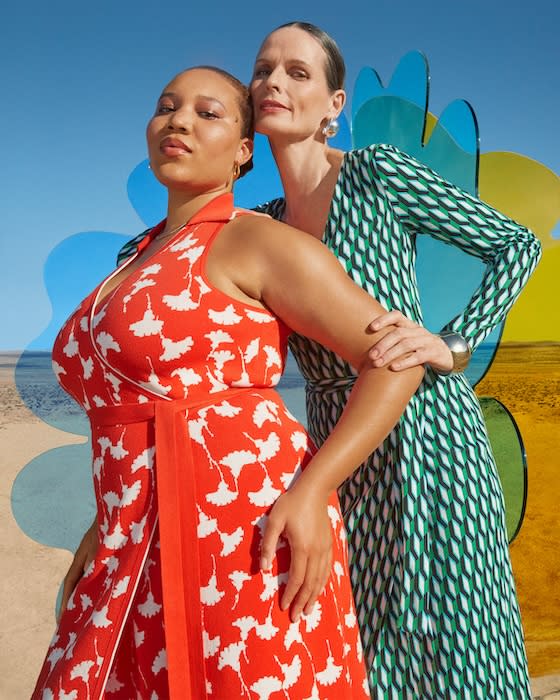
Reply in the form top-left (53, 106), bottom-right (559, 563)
top-left (255, 218), bottom-right (424, 478)
top-left (220, 217), bottom-right (424, 619)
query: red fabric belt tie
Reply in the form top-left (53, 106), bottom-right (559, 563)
top-left (89, 388), bottom-right (251, 700)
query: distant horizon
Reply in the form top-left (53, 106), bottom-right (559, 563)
top-left (3, 340), bottom-right (560, 355)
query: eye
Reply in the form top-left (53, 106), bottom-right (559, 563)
top-left (253, 68), bottom-right (271, 78)
top-left (290, 69), bottom-right (308, 80)
top-left (199, 110), bottom-right (219, 119)
top-left (156, 104), bottom-right (174, 114)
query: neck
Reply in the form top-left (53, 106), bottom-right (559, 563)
top-left (268, 136), bottom-right (343, 236)
top-left (163, 186), bottom-right (230, 234)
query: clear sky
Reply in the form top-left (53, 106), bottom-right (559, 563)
top-left (1, 0), bottom-right (559, 349)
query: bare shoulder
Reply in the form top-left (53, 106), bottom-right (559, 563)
top-left (226, 212), bottom-right (292, 239)
top-left (206, 213), bottom-right (308, 287)
top-left (223, 213), bottom-right (323, 258)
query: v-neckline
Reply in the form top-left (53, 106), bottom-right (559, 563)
top-left (84, 192), bottom-right (237, 401)
top-left (92, 192), bottom-right (237, 310)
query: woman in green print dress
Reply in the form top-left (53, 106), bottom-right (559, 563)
top-left (117, 24), bottom-right (541, 698)
top-left (248, 22), bottom-right (540, 699)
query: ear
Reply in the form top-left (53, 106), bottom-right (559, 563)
top-left (328, 89), bottom-right (346, 120)
top-left (236, 136), bottom-right (254, 168)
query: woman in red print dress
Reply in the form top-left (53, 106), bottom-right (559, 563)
top-left (32, 66), bottom-right (423, 699)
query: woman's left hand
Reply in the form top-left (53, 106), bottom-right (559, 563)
top-left (259, 485), bottom-right (333, 623)
top-left (369, 310), bottom-right (453, 373)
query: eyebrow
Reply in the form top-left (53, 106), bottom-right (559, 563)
top-left (254, 58), bottom-right (313, 69)
top-left (158, 91), bottom-right (226, 109)
top-left (198, 95), bottom-right (226, 109)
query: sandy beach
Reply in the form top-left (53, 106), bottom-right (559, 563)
top-left (0, 352), bottom-right (85, 698)
top-left (1, 346), bottom-right (559, 697)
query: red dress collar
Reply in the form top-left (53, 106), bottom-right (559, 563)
top-left (138, 192), bottom-right (235, 253)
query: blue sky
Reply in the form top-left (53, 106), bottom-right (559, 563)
top-left (2, 0), bottom-right (559, 349)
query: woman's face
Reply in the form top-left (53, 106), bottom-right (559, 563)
top-left (146, 68), bottom-right (252, 194)
top-left (250, 27), bottom-right (344, 142)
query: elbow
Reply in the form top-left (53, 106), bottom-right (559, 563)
top-left (495, 227), bottom-right (543, 270)
top-left (530, 232), bottom-right (543, 264)
top-left (521, 229), bottom-right (543, 273)
top-left (409, 364), bottom-right (426, 393)
top-left (520, 224), bottom-right (542, 259)
top-left (356, 356), bottom-right (424, 392)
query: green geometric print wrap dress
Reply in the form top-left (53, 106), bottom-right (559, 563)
top-left (117, 144), bottom-right (541, 698)
top-left (258, 145), bottom-right (541, 700)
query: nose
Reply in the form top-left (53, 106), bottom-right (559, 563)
top-left (166, 108), bottom-right (191, 132)
top-left (263, 67), bottom-right (283, 93)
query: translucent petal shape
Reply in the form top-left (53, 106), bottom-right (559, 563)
top-left (11, 442), bottom-right (96, 552)
top-left (352, 51), bottom-right (428, 119)
top-left (422, 99), bottom-right (479, 194)
top-left (16, 231), bottom-right (129, 433)
top-left (127, 159), bottom-right (166, 227)
top-left (479, 152), bottom-right (560, 247)
top-left (479, 397), bottom-right (527, 542)
top-left (353, 96), bottom-right (426, 154)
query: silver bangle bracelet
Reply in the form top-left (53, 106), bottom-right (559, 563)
top-left (436, 331), bottom-right (472, 375)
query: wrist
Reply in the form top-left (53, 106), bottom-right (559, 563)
top-left (435, 331), bottom-right (471, 375)
top-left (290, 468), bottom-right (333, 503)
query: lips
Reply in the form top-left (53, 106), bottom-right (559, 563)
top-left (160, 137), bottom-right (192, 156)
top-left (259, 99), bottom-right (289, 113)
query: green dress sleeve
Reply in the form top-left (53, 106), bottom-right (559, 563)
top-left (252, 199), bottom-right (285, 219)
top-left (370, 143), bottom-right (542, 352)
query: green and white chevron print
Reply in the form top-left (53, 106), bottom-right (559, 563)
top-left (258, 144), bottom-right (540, 698)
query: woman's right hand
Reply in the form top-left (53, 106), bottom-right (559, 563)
top-left (260, 485), bottom-right (333, 622)
top-left (58, 518), bottom-right (99, 621)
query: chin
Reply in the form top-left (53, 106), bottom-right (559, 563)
top-left (255, 120), bottom-right (294, 139)
top-left (255, 112), bottom-right (287, 131)
top-left (153, 162), bottom-right (192, 186)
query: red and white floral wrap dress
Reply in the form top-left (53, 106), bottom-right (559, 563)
top-left (32, 193), bottom-right (370, 699)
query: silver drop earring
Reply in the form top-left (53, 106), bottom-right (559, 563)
top-left (322, 118), bottom-right (340, 139)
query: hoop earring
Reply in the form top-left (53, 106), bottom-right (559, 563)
top-left (232, 161), bottom-right (240, 180)
top-left (321, 118), bottom-right (340, 139)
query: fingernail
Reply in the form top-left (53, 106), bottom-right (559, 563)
top-left (260, 556), bottom-right (271, 571)
top-left (370, 350), bottom-right (379, 358)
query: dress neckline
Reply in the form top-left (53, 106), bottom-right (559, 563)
top-left (93, 193), bottom-right (237, 310)
top-left (86, 192), bottom-right (241, 403)
top-left (138, 192), bottom-right (236, 254)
